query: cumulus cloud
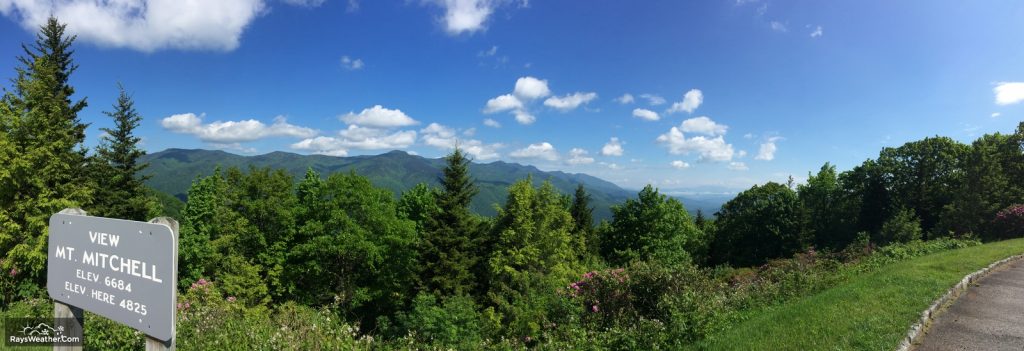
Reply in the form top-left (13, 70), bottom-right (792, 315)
top-left (755, 137), bottom-right (782, 161)
top-left (668, 89), bottom-right (703, 114)
top-left (514, 76), bottom-right (551, 100)
top-left (671, 160), bottom-right (690, 169)
top-left (483, 118), bottom-right (502, 128)
top-left (426, 0), bottom-right (525, 35)
top-left (632, 108), bottom-right (659, 121)
top-left (420, 122), bottom-right (502, 160)
top-left (483, 76), bottom-right (551, 125)
top-left (290, 126), bottom-right (417, 155)
top-left (161, 113), bottom-right (316, 143)
top-left (810, 25), bottom-right (823, 38)
top-left (510, 142), bottom-right (558, 161)
top-left (601, 137), bottom-right (624, 156)
top-left (484, 94), bottom-right (524, 113)
top-left (0, 0), bottom-right (266, 52)
top-left (340, 105), bottom-right (419, 128)
top-left (656, 127), bottom-right (735, 162)
top-left (341, 55), bottom-right (364, 70)
top-left (994, 82), bottom-right (1024, 105)
top-left (513, 110), bottom-right (535, 125)
top-left (991, 112), bottom-right (1001, 118)
top-left (544, 92), bottom-right (597, 111)
top-left (680, 116), bottom-right (727, 135)
top-left (639, 94), bottom-right (666, 106)
top-left (728, 161), bottom-right (748, 171)
top-left (566, 148), bottom-right (595, 165)
top-left (615, 93), bottom-right (635, 104)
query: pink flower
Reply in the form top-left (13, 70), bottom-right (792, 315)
top-left (197, 278), bottom-right (208, 286)
top-left (591, 305), bottom-right (599, 313)
top-left (176, 303), bottom-right (182, 310)
top-left (184, 302), bottom-right (190, 310)
top-left (227, 296), bottom-right (236, 302)
top-left (8, 268), bottom-right (16, 277)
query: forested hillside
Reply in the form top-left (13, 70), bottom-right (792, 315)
top-left (139, 148), bottom-right (727, 220)
top-left (2, 18), bottom-right (1024, 350)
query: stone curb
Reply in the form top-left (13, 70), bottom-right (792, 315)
top-left (894, 253), bottom-right (1024, 351)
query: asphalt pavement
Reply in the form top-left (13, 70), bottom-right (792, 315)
top-left (914, 259), bottom-right (1024, 351)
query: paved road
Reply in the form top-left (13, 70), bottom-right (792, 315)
top-left (915, 259), bottom-right (1024, 351)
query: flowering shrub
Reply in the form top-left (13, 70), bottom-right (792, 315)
top-left (992, 204), bottom-right (1024, 240)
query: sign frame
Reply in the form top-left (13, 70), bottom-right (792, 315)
top-left (47, 212), bottom-right (178, 342)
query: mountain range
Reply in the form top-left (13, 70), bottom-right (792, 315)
top-left (140, 149), bottom-right (729, 221)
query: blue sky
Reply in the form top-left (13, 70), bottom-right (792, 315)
top-left (0, 0), bottom-right (1022, 192)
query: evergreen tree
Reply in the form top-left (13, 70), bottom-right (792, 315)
top-left (90, 84), bottom-right (153, 220)
top-left (487, 178), bottom-right (578, 337)
top-left (420, 148), bottom-right (482, 296)
top-left (0, 17), bottom-right (91, 292)
top-left (569, 184), bottom-right (597, 261)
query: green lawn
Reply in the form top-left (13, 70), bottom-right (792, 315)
top-left (693, 238), bottom-right (1024, 351)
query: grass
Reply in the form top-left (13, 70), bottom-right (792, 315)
top-left (692, 238), bottom-right (1024, 350)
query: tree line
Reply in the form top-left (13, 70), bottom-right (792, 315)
top-left (2, 18), bottom-right (1024, 347)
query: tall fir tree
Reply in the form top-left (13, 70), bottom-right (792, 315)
top-left (90, 84), bottom-right (153, 221)
top-left (569, 184), bottom-right (597, 261)
top-left (420, 148), bottom-right (482, 296)
top-left (0, 17), bottom-right (92, 293)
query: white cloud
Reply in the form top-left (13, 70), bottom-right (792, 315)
top-left (483, 118), bottom-right (502, 128)
top-left (737, 150), bottom-right (748, 158)
top-left (283, 0), bottom-right (325, 7)
top-left (0, 0), bottom-right (266, 52)
top-left (430, 0), bottom-right (496, 35)
top-left (728, 162), bottom-right (748, 171)
top-left (668, 89), bottom-right (703, 114)
top-left (991, 112), bottom-right (1001, 118)
top-left (743, 133), bottom-right (755, 139)
top-left (289, 126), bottom-right (417, 155)
top-left (340, 105), bottom-right (419, 128)
top-left (632, 108), bottom-right (660, 121)
top-left (639, 93), bottom-right (666, 106)
top-left (810, 25), bottom-right (823, 38)
top-left (210, 142), bottom-right (257, 154)
top-left (566, 148), bottom-right (595, 165)
top-left (483, 76), bottom-right (551, 124)
top-left (420, 122), bottom-right (502, 160)
top-left (615, 93), bottom-right (635, 104)
top-left (346, 0), bottom-right (360, 12)
top-left (994, 82), bottom-right (1024, 105)
top-left (341, 55), bottom-right (364, 70)
top-left (755, 137), bottom-right (782, 161)
top-left (671, 160), bottom-right (690, 169)
top-left (513, 110), bottom-right (535, 125)
top-left (484, 94), bottom-right (524, 113)
top-left (544, 92), bottom-right (597, 111)
top-left (510, 142), bottom-right (558, 161)
top-left (514, 76), bottom-right (551, 100)
top-left (656, 127), bottom-right (735, 162)
top-left (463, 127), bottom-right (476, 136)
top-left (338, 125), bottom-right (417, 149)
top-left (162, 113), bottom-right (316, 143)
top-left (479, 45), bottom-right (498, 57)
top-left (601, 137), bottom-right (624, 156)
top-left (770, 21), bottom-right (787, 32)
top-left (680, 116), bottom-right (727, 135)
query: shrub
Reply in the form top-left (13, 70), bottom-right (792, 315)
top-left (880, 208), bottom-right (922, 244)
top-left (395, 293), bottom-right (487, 348)
top-left (992, 204), bottom-right (1024, 240)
